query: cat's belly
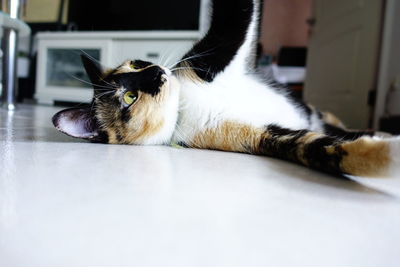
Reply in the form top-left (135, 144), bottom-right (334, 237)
top-left (173, 74), bottom-right (311, 143)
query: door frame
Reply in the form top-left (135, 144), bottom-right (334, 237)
top-left (373, 0), bottom-right (400, 129)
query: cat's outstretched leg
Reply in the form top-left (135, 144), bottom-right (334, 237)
top-left (186, 122), bottom-right (399, 177)
top-left (175, 0), bottom-right (259, 82)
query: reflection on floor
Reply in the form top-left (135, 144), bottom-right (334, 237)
top-left (1, 104), bottom-right (400, 267)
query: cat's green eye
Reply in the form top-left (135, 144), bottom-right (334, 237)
top-left (123, 91), bottom-right (138, 106)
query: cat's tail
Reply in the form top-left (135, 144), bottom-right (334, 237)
top-left (257, 125), bottom-right (399, 177)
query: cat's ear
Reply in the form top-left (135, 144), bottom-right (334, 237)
top-left (52, 107), bottom-right (100, 140)
top-left (80, 54), bottom-right (104, 85)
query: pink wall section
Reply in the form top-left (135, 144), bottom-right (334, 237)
top-left (259, 0), bottom-right (312, 56)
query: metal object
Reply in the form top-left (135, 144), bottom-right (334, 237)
top-left (1, 0), bottom-right (21, 110)
top-left (2, 28), bottom-right (19, 110)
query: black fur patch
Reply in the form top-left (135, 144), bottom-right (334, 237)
top-left (261, 125), bottom-right (308, 161)
top-left (267, 124), bottom-right (308, 137)
top-left (132, 60), bottom-right (152, 69)
top-left (177, 141), bottom-right (189, 148)
top-left (115, 131), bottom-right (123, 143)
top-left (81, 54), bottom-right (104, 84)
top-left (259, 124), bottom-right (346, 175)
top-left (113, 66), bottom-right (165, 96)
top-left (302, 136), bottom-right (344, 174)
top-left (323, 123), bottom-right (374, 141)
top-left (299, 102), bottom-right (312, 118)
top-left (91, 130), bottom-right (109, 144)
top-left (120, 107), bottom-right (131, 123)
top-left (178, 0), bottom-right (255, 82)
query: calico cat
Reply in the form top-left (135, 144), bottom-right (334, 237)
top-left (52, 0), bottom-right (400, 177)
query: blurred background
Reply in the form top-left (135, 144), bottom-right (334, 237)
top-left (0, 0), bottom-right (399, 132)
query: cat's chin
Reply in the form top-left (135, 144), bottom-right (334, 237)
top-left (167, 74), bottom-right (180, 94)
top-left (137, 74), bottom-right (180, 146)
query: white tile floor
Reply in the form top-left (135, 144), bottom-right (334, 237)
top-left (1, 104), bottom-right (400, 267)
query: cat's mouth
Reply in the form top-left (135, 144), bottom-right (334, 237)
top-left (159, 67), bottom-right (175, 88)
top-left (160, 74), bottom-right (168, 84)
top-left (160, 67), bottom-right (172, 84)
top-left (161, 68), bottom-right (180, 96)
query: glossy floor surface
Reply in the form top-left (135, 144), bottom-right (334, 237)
top-left (1, 104), bottom-right (400, 267)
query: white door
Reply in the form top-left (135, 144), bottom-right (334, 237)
top-left (304, 0), bottom-right (383, 129)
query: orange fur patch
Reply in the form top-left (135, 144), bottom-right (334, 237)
top-left (338, 137), bottom-right (390, 176)
top-left (295, 132), bottom-right (325, 166)
top-left (190, 121), bottom-right (266, 153)
top-left (99, 83), bottom-right (172, 145)
top-left (322, 111), bottom-right (346, 128)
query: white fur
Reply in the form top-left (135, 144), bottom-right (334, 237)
top-left (309, 111), bottom-right (325, 132)
top-left (173, 73), bottom-right (311, 143)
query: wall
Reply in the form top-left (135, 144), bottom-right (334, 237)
top-left (259, 0), bottom-right (312, 57)
top-left (23, 0), bottom-right (68, 23)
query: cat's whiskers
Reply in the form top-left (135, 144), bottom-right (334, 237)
top-left (158, 53), bottom-right (166, 67)
top-left (168, 54), bottom-right (202, 69)
top-left (95, 90), bottom-right (114, 99)
top-left (100, 78), bottom-right (118, 89)
top-left (158, 48), bottom-right (171, 66)
top-left (206, 66), bottom-right (212, 77)
top-left (90, 90), bottom-right (115, 113)
top-left (79, 49), bottom-right (106, 67)
top-left (159, 47), bottom-right (176, 69)
top-left (93, 88), bottom-right (117, 91)
top-left (170, 66), bottom-right (208, 72)
top-left (68, 74), bottom-right (116, 90)
top-left (164, 48), bottom-right (177, 68)
top-left (168, 48), bottom-right (216, 69)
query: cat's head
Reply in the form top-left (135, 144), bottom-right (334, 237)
top-left (52, 55), bottom-right (180, 144)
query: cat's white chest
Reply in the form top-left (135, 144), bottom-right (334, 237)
top-left (173, 72), bottom-right (310, 143)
